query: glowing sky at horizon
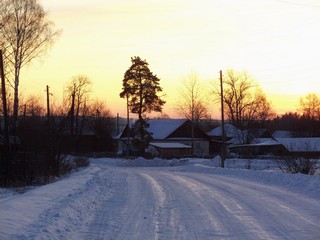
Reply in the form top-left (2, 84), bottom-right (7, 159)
top-left (20, 0), bottom-right (320, 118)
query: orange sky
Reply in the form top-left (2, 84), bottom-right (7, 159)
top-left (20, 0), bottom-right (320, 119)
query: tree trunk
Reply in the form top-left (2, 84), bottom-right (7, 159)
top-left (12, 72), bottom-right (20, 140)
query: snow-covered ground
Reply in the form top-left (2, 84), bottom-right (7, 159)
top-left (1, 157), bottom-right (319, 240)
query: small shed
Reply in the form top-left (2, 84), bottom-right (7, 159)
top-left (229, 139), bottom-right (287, 158)
top-left (149, 142), bottom-right (192, 158)
top-left (276, 138), bottom-right (320, 158)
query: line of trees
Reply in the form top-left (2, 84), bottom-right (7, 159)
top-left (175, 69), bottom-right (319, 130)
top-left (0, 0), bottom-right (118, 186)
top-left (0, 72), bottom-right (115, 186)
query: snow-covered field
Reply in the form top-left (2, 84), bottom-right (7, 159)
top-left (1, 157), bottom-right (319, 240)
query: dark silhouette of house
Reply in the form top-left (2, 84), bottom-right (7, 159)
top-left (229, 137), bottom-right (320, 158)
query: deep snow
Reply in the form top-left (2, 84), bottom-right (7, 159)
top-left (0, 157), bottom-right (319, 240)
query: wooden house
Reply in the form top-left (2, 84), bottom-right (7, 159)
top-left (276, 138), bottom-right (320, 158)
top-left (229, 137), bottom-right (320, 158)
top-left (116, 119), bottom-right (210, 157)
top-left (229, 139), bottom-right (287, 158)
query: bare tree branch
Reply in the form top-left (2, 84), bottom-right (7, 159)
top-left (0, 0), bottom-right (60, 134)
top-left (213, 69), bottom-right (274, 128)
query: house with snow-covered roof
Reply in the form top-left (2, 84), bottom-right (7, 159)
top-left (229, 137), bottom-right (320, 158)
top-left (116, 119), bottom-right (210, 158)
top-left (207, 123), bottom-right (241, 140)
top-left (276, 138), bottom-right (320, 158)
top-left (206, 123), bottom-right (273, 154)
top-left (228, 139), bottom-right (287, 157)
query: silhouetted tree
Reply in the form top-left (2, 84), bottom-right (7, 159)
top-left (120, 56), bottom-right (165, 154)
top-left (20, 95), bottom-right (45, 117)
top-left (214, 69), bottom-right (273, 128)
top-left (176, 72), bottom-right (209, 153)
top-left (90, 100), bottom-right (115, 150)
top-left (299, 93), bottom-right (320, 120)
top-left (0, 0), bottom-right (59, 135)
top-left (296, 93), bottom-right (320, 135)
top-left (65, 75), bottom-right (92, 135)
top-left (176, 72), bottom-right (210, 125)
top-left (272, 112), bottom-right (302, 132)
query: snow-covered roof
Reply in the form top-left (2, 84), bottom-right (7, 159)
top-left (229, 139), bottom-right (281, 148)
top-left (147, 119), bottom-right (187, 140)
top-left (207, 123), bottom-right (240, 138)
top-left (230, 137), bottom-right (320, 152)
top-left (275, 138), bottom-right (320, 152)
top-left (255, 139), bottom-right (282, 146)
top-left (150, 142), bottom-right (191, 149)
top-left (252, 138), bottom-right (274, 144)
top-left (116, 119), bottom-right (189, 140)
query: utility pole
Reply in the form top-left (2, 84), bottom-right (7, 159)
top-left (46, 85), bottom-right (53, 173)
top-left (46, 85), bottom-right (51, 135)
top-left (70, 91), bottom-right (75, 135)
top-left (220, 70), bottom-right (226, 168)
top-left (126, 93), bottom-right (130, 158)
top-left (116, 113), bottom-right (120, 135)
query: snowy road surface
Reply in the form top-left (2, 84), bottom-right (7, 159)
top-left (1, 158), bottom-right (319, 240)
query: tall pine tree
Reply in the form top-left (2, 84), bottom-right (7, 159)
top-left (120, 56), bottom-right (165, 154)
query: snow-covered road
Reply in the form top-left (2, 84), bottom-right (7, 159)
top-left (1, 158), bottom-right (319, 240)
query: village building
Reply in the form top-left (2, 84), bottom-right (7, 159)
top-left (116, 119), bottom-right (210, 158)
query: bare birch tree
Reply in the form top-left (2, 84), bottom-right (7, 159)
top-left (0, 0), bottom-right (59, 134)
top-left (176, 72), bottom-right (210, 125)
top-left (176, 72), bottom-right (210, 154)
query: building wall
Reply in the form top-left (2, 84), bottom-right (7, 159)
top-left (194, 140), bottom-right (210, 156)
top-left (163, 139), bottom-right (210, 157)
top-left (155, 147), bottom-right (192, 158)
top-left (118, 138), bottom-right (210, 157)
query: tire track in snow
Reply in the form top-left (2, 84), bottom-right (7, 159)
top-left (171, 172), bottom-right (320, 240)
top-left (79, 169), bottom-right (130, 239)
top-left (139, 172), bottom-right (166, 239)
top-left (151, 172), bottom-right (228, 239)
top-left (160, 173), bottom-right (226, 236)
top-left (192, 173), bottom-right (320, 238)
top-left (139, 171), bottom-right (186, 240)
top-left (164, 173), bottom-right (274, 240)
top-left (81, 168), bottom-right (160, 240)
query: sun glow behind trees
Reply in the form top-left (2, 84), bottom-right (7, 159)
top-left (19, 0), bottom-right (320, 118)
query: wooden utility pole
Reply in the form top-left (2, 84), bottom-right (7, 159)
top-left (46, 85), bottom-right (51, 135)
top-left (116, 113), bottom-right (120, 135)
top-left (126, 93), bottom-right (130, 158)
top-left (70, 91), bottom-right (75, 135)
top-left (220, 70), bottom-right (226, 168)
